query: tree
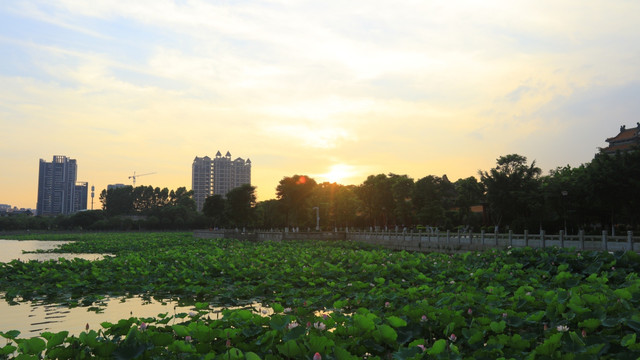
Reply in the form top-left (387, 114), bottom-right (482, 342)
top-left (254, 199), bottom-right (286, 229)
top-left (332, 185), bottom-right (362, 229)
top-left (389, 174), bottom-right (415, 227)
top-left (202, 195), bottom-right (226, 228)
top-left (308, 182), bottom-right (363, 230)
top-left (413, 175), bottom-right (447, 227)
top-left (454, 176), bottom-right (485, 229)
top-left (584, 150), bottom-right (640, 233)
top-left (479, 154), bottom-right (542, 231)
top-left (355, 174), bottom-right (395, 228)
top-left (225, 184), bottom-right (257, 228)
top-left (100, 186), bottom-right (134, 216)
top-left (170, 187), bottom-right (196, 210)
top-left (276, 175), bottom-right (317, 227)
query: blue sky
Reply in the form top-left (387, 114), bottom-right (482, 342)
top-left (1, 1), bottom-right (639, 209)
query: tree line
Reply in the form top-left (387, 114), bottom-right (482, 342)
top-left (256, 150), bottom-right (640, 234)
top-left (2, 150), bottom-right (639, 234)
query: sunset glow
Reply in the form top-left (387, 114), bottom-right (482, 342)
top-left (318, 164), bottom-right (359, 185)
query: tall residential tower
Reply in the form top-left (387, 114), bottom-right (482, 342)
top-left (36, 155), bottom-right (88, 216)
top-left (192, 151), bottom-right (251, 211)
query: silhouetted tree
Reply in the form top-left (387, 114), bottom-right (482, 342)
top-left (479, 154), bottom-right (542, 230)
top-left (276, 175), bottom-right (317, 227)
top-left (202, 195), bottom-right (226, 228)
top-left (225, 184), bottom-right (256, 228)
top-left (356, 174), bottom-right (395, 228)
top-left (413, 175), bottom-right (447, 227)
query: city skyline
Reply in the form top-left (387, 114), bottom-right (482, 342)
top-left (2, 1), bottom-right (640, 209)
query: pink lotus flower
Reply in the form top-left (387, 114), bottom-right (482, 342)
top-left (467, 308), bottom-right (473, 315)
top-left (185, 336), bottom-right (192, 342)
top-left (385, 301), bottom-right (390, 307)
top-left (139, 322), bottom-right (147, 331)
top-left (421, 315), bottom-right (427, 322)
top-left (417, 344), bottom-right (426, 352)
top-left (449, 333), bottom-right (457, 342)
top-left (287, 321), bottom-right (299, 329)
top-left (581, 329), bottom-right (587, 337)
top-left (313, 352), bottom-right (322, 360)
top-left (314, 322), bottom-right (326, 331)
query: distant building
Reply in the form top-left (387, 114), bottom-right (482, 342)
top-left (0, 204), bottom-right (11, 214)
top-left (107, 183), bottom-right (127, 191)
top-left (36, 155), bottom-right (88, 216)
top-left (191, 151), bottom-right (252, 212)
top-left (74, 182), bottom-right (89, 213)
top-left (602, 123), bottom-right (640, 155)
top-left (192, 156), bottom-right (213, 212)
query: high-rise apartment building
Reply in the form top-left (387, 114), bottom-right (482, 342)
top-left (191, 151), bottom-right (251, 211)
top-left (36, 155), bottom-right (88, 216)
top-left (192, 156), bottom-right (213, 212)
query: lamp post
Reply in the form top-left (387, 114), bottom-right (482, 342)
top-left (313, 206), bottom-right (320, 231)
top-left (561, 190), bottom-right (568, 235)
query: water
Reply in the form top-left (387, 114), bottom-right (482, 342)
top-left (0, 296), bottom-right (271, 337)
top-left (0, 239), bottom-right (107, 262)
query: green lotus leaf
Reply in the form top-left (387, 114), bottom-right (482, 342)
top-left (621, 333), bottom-right (636, 347)
top-left (427, 339), bottom-right (447, 355)
top-left (489, 320), bottom-right (506, 334)
top-left (578, 318), bottom-right (601, 331)
top-left (17, 337), bottom-right (46, 355)
top-left (277, 340), bottom-right (303, 358)
top-left (354, 314), bottom-right (375, 332)
top-left (387, 316), bottom-right (407, 328)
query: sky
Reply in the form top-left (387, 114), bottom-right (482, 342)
top-left (1, 1), bottom-right (640, 210)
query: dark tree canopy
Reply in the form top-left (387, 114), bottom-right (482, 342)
top-left (479, 154), bottom-right (542, 230)
top-left (225, 184), bottom-right (257, 227)
top-left (276, 175), bottom-right (317, 227)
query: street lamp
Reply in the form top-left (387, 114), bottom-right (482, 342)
top-left (313, 207), bottom-right (320, 231)
top-left (561, 190), bottom-right (568, 235)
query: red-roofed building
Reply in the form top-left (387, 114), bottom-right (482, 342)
top-left (602, 123), bottom-right (640, 155)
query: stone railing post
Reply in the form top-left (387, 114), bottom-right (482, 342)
top-left (541, 230), bottom-right (546, 248)
top-left (508, 230), bottom-right (513, 247)
top-left (602, 230), bottom-right (608, 251)
top-left (628, 231), bottom-right (634, 252)
top-left (559, 230), bottom-right (564, 249)
top-left (481, 230), bottom-right (485, 247)
top-left (524, 230), bottom-right (529, 247)
top-left (579, 230), bottom-right (585, 250)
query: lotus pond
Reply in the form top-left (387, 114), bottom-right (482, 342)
top-left (1, 232), bottom-right (640, 359)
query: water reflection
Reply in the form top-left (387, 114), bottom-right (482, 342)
top-left (0, 296), bottom-right (272, 337)
top-left (0, 239), bottom-right (108, 262)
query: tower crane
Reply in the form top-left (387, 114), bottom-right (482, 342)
top-left (129, 171), bottom-right (156, 187)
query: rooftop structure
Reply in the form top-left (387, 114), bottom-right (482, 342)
top-left (602, 123), bottom-right (640, 155)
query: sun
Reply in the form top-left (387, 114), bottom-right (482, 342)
top-left (320, 164), bottom-right (356, 184)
